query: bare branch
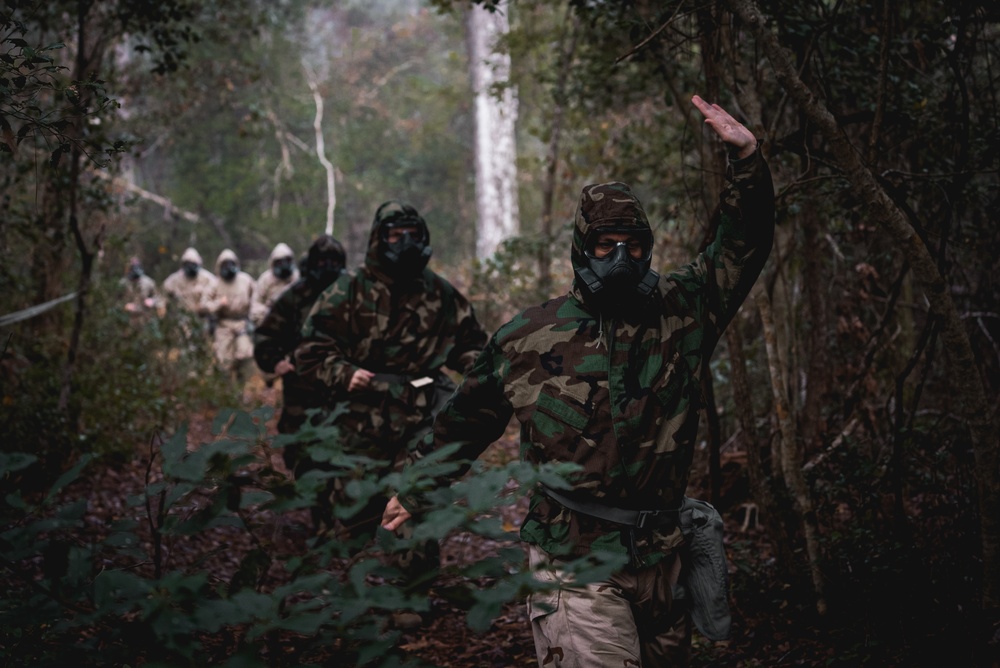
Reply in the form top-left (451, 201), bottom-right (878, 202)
top-left (302, 62), bottom-right (336, 236)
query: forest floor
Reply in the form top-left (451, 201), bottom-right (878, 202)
top-left (64, 376), bottom-right (844, 667)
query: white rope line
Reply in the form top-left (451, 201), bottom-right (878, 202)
top-left (0, 292), bottom-right (78, 328)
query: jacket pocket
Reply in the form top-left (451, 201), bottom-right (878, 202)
top-left (529, 384), bottom-right (592, 442)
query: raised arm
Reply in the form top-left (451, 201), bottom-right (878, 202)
top-left (669, 95), bottom-right (775, 336)
top-left (692, 94), bottom-right (757, 158)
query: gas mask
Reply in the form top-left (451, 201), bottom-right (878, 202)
top-left (127, 264), bottom-right (144, 281)
top-left (219, 260), bottom-right (239, 282)
top-left (307, 256), bottom-right (343, 290)
top-left (182, 262), bottom-right (200, 279)
top-left (380, 225), bottom-right (431, 278)
top-left (272, 257), bottom-right (294, 280)
top-left (575, 228), bottom-right (659, 316)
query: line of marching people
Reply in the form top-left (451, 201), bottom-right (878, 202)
top-left (122, 239), bottom-right (346, 387)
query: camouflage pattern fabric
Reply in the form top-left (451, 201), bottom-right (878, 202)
top-left (254, 276), bottom-right (334, 434)
top-left (418, 149), bottom-right (774, 568)
top-left (251, 242), bottom-right (300, 325)
top-left (296, 207), bottom-right (487, 462)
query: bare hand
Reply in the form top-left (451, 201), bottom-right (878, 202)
top-left (348, 368), bottom-right (375, 392)
top-left (692, 94), bottom-right (757, 159)
top-left (381, 495), bottom-right (412, 532)
top-left (275, 359), bottom-right (295, 375)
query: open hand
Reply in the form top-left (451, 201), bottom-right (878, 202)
top-left (692, 94), bottom-right (757, 159)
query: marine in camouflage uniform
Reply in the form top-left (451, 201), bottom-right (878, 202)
top-left (296, 201), bottom-right (486, 542)
top-left (202, 249), bottom-right (257, 381)
top-left (383, 97), bottom-right (775, 667)
top-left (253, 235), bottom-right (346, 442)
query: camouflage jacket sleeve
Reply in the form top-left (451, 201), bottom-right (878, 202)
top-left (405, 333), bottom-right (514, 494)
top-left (253, 287), bottom-right (299, 373)
top-left (673, 147), bottom-right (775, 339)
top-left (294, 276), bottom-right (359, 395)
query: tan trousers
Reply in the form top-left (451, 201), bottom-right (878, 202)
top-left (527, 545), bottom-right (691, 668)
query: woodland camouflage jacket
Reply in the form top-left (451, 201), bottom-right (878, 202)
top-left (253, 277), bottom-right (330, 434)
top-left (422, 149), bottom-right (774, 567)
top-left (295, 211), bottom-right (487, 456)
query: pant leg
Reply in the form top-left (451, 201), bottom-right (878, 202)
top-left (626, 551), bottom-right (691, 668)
top-left (527, 545), bottom-right (642, 668)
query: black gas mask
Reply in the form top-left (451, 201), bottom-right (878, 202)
top-left (307, 256), bottom-right (343, 290)
top-left (272, 257), bottom-right (295, 280)
top-left (380, 224), bottom-right (431, 278)
top-left (182, 261), bottom-right (200, 279)
top-left (575, 228), bottom-right (659, 316)
top-left (305, 235), bottom-right (346, 290)
top-left (219, 260), bottom-right (239, 282)
top-left (127, 264), bottom-right (144, 281)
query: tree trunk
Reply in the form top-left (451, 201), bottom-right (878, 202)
top-left (58, 0), bottom-right (102, 419)
top-left (538, 8), bottom-right (578, 297)
top-left (757, 288), bottom-right (827, 614)
top-left (466, 0), bottom-right (519, 260)
top-left (726, 0), bottom-right (1000, 611)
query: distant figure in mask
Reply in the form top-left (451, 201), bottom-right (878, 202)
top-left (202, 249), bottom-right (257, 382)
top-left (251, 242), bottom-right (299, 326)
top-left (295, 201), bottom-right (487, 545)
top-left (381, 96), bottom-right (775, 667)
top-left (121, 256), bottom-right (160, 318)
top-left (163, 247), bottom-right (217, 334)
top-left (253, 234), bottom-right (347, 443)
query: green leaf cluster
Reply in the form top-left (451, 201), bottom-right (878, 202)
top-left (0, 407), bottom-right (622, 666)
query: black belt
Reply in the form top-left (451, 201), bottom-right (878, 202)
top-left (541, 485), bottom-right (680, 530)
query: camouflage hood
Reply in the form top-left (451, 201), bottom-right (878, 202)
top-left (570, 182), bottom-right (655, 311)
top-left (365, 201), bottom-right (431, 281)
top-left (307, 234), bottom-right (346, 270)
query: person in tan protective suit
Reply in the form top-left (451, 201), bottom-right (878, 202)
top-left (251, 242), bottom-right (300, 386)
top-left (162, 247), bottom-right (217, 322)
top-left (202, 249), bottom-right (257, 382)
top-left (121, 256), bottom-right (161, 320)
top-left (251, 242), bottom-right (299, 326)
top-left (163, 248), bottom-right (218, 341)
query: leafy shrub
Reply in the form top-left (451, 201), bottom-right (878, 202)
top-left (0, 408), bottom-right (625, 666)
top-left (0, 274), bottom-right (232, 471)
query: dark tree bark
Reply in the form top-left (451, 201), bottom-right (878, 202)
top-left (726, 0), bottom-right (1000, 612)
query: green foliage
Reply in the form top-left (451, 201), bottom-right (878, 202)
top-left (0, 407), bottom-right (623, 665)
top-left (470, 233), bottom-right (567, 330)
top-left (0, 272), bottom-right (231, 470)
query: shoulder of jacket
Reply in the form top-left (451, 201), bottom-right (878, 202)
top-left (494, 296), bottom-right (572, 345)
